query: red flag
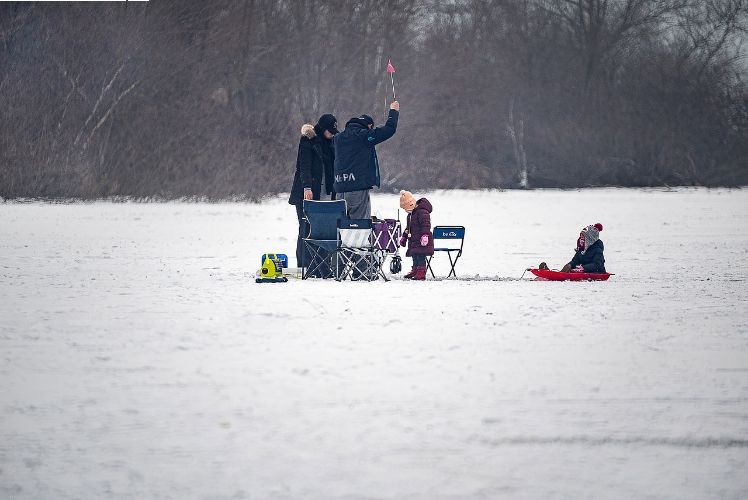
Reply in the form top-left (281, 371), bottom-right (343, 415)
top-left (386, 59), bottom-right (395, 74)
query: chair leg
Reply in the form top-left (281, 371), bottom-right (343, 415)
top-left (446, 250), bottom-right (462, 278)
top-left (371, 252), bottom-right (387, 282)
top-left (337, 249), bottom-right (364, 281)
top-left (336, 250), bottom-right (352, 281)
top-left (362, 253), bottom-right (377, 282)
top-left (304, 242), bottom-right (334, 279)
top-left (447, 252), bottom-right (457, 278)
top-left (301, 242), bottom-right (310, 279)
top-left (426, 255), bottom-right (436, 278)
top-left (378, 266), bottom-right (389, 282)
top-left (333, 247), bottom-right (388, 282)
top-left (335, 251), bottom-right (342, 281)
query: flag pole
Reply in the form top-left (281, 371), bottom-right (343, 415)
top-left (386, 58), bottom-right (396, 100)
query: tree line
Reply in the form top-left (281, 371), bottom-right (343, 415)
top-left (1, 0), bottom-right (746, 199)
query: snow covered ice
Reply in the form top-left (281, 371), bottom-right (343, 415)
top-left (1, 188), bottom-right (747, 499)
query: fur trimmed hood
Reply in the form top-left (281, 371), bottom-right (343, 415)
top-left (301, 123), bottom-right (315, 139)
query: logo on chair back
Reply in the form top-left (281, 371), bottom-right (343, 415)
top-left (335, 173), bottom-right (356, 183)
top-left (438, 230), bottom-right (458, 237)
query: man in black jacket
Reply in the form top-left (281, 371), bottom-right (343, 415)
top-left (288, 114), bottom-right (338, 267)
top-left (333, 101), bottom-right (399, 218)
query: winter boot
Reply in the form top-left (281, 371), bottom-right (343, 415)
top-left (412, 265), bottom-right (427, 281)
top-left (403, 266), bottom-right (416, 279)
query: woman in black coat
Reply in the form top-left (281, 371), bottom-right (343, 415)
top-left (288, 114), bottom-right (338, 268)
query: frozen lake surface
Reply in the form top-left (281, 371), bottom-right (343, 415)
top-left (1, 188), bottom-right (747, 499)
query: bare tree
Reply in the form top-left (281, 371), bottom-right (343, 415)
top-left (0, 0), bottom-right (745, 199)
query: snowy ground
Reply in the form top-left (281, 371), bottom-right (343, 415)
top-left (1, 188), bottom-right (747, 499)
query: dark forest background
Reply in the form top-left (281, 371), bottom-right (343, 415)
top-left (1, 0), bottom-right (746, 199)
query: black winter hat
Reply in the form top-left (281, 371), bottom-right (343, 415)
top-left (346, 114), bottom-right (375, 128)
top-left (316, 114), bottom-right (338, 135)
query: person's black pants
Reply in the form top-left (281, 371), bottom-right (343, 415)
top-left (294, 203), bottom-right (310, 268)
top-left (412, 254), bottom-right (427, 267)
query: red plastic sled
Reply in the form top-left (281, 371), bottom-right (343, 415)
top-left (528, 268), bottom-right (613, 281)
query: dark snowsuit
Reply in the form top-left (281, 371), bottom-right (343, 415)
top-left (569, 240), bottom-right (606, 273)
top-left (405, 198), bottom-right (434, 264)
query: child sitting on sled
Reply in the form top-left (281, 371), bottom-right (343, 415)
top-left (539, 223), bottom-right (606, 273)
top-left (398, 190), bottom-right (433, 280)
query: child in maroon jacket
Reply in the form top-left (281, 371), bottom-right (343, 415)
top-left (398, 190), bottom-right (434, 280)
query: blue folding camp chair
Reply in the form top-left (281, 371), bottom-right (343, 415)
top-left (302, 199), bottom-right (347, 279)
top-left (426, 225), bottom-right (465, 278)
top-left (336, 218), bottom-right (388, 282)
